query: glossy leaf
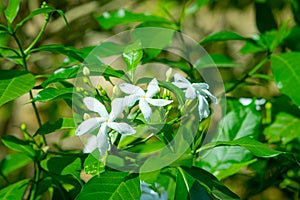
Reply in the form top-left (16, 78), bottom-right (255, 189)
top-left (200, 31), bottom-right (247, 44)
top-left (33, 87), bottom-right (76, 102)
top-left (0, 70), bottom-right (35, 107)
top-left (36, 118), bottom-right (75, 135)
top-left (1, 135), bottom-right (36, 158)
top-left (84, 152), bottom-right (105, 176)
top-left (199, 136), bottom-right (283, 158)
top-left (271, 52), bottom-right (300, 107)
top-left (95, 9), bottom-right (169, 30)
top-left (0, 153), bottom-right (32, 176)
top-left (197, 103), bottom-right (261, 178)
top-left (0, 179), bottom-right (29, 199)
top-left (195, 54), bottom-right (240, 69)
top-left (4, 0), bottom-right (21, 24)
top-left (264, 112), bottom-right (300, 144)
top-left (123, 41), bottom-right (143, 72)
top-left (181, 167), bottom-right (240, 200)
top-left (75, 171), bottom-right (140, 200)
top-left (284, 25), bottom-right (300, 51)
top-left (30, 44), bottom-right (84, 62)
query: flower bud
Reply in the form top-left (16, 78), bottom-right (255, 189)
top-left (166, 68), bottom-right (173, 81)
top-left (83, 113), bottom-right (91, 120)
top-left (20, 123), bottom-right (27, 131)
top-left (83, 66), bottom-right (90, 76)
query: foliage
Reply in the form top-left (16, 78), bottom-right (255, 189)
top-left (0, 0), bottom-right (300, 200)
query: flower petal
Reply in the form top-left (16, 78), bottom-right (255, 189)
top-left (123, 94), bottom-right (141, 107)
top-left (198, 95), bottom-right (210, 121)
top-left (83, 97), bottom-right (108, 118)
top-left (172, 82), bottom-right (190, 89)
top-left (97, 127), bottom-right (109, 156)
top-left (146, 78), bottom-right (159, 98)
top-left (146, 98), bottom-right (173, 106)
top-left (109, 98), bottom-right (126, 121)
top-left (75, 117), bottom-right (103, 136)
top-left (185, 86), bottom-right (197, 99)
top-left (174, 73), bottom-right (191, 85)
top-left (202, 89), bottom-right (218, 104)
top-left (107, 122), bottom-right (136, 135)
top-left (139, 98), bottom-right (152, 122)
top-left (192, 83), bottom-right (209, 90)
top-left (119, 83), bottom-right (144, 95)
top-left (83, 135), bottom-right (98, 153)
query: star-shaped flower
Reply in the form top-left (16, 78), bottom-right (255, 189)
top-left (119, 78), bottom-right (173, 122)
top-left (172, 73), bottom-right (217, 121)
top-left (75, 97), bottom-right (135, 155)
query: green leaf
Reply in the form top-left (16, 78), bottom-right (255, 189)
top-left (123, 41), bottom-right (143, 72)
top-left (1, 135), bottom-right (36, 158)
top-left (33, 87), bottom-right (77, 102)
top-left (199, 136), bottom-right (283, 158)
top-left (15, 7), bottom-right (68, 31)
top-left (264, 112), bottom-right (300, 144)
top-left (175, 167), bottom-right (196, 200)
top-left (197, 103), bottom-right (261, 177)
top-left (0, 153), bottom-right (32, 176)
top-left (36, 118), bottom-right (75, 135)
top-left (30, 44), bottom-right (84, 62)
top-left (181, 167), bottom-right (240, 200)
top-left (195, 54), bottom-right (240, 69)
top-left (75, 171), bottom-right (141, 200)
top-left (83, 42), bottom-right (124, 58)
top-left (255, 1), bottom-right (277, 33)
top-left (84, 151), bottom-right (105, 176)
top-left (200, 31), bottom-right (247, 44)
top-left (4, 0), bottom-right (21, 24)
top-left (95, 9), bottom-right (169, 30)
top-left (0, 179), bottom-right (29, 199)
top-left (0, 70), bottom-right (35, 107)
top-left (271, 52), bottom-right (300, 107)
top-left (187, 0), bottom-right (211, 14)
top-left (284, 25), bottom-right (300, 51)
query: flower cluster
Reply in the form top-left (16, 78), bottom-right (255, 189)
top-left (75, 75), bottom-right (217, 155)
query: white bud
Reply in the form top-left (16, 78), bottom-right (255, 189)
top-left (83, 66), bottom-right (90, 76)
top-left (83, 113), bottom-right (91, 120)
top-left (166, 68), bottom-right (173, 81)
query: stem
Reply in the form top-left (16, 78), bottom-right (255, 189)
top-left (226, 56), bottom-right (269, 93)
top-left (25, 15), bottom-right (50, 54)
top-left (28, 162), bottom-right (40, 200)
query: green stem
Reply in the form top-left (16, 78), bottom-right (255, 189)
top-left (29, 161), bottom-right (40, 200)
top-left (226, 56), bottom-right (269, 93)
top-left (24, 15), bottom-right (50, 54)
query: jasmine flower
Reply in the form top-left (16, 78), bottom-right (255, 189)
top-left (76, 97), bottom-right (135, 155)
top-left (119, 78), bottom-right (173, 122)
top-left (172, 73), bottom-right (217, 121)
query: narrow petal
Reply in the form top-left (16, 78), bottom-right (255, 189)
top-left (139, 98), bottom-right (152, 122)
top-left (83, 135), bottom-right (98, 153)
top-left (192, 83), bottom-right (209, 90)
top-left (107, 122), bottom-right (136, 135)
top-left (185, 86), bottom-right (197, 99)
top-left (146, 78), bottom-right (159, 98)
top-left (202, 89), bottom-right (218, 104)
top-left (75, 117), bottom-right (103, 136)
top-left (123, 94), bottom-right (141, 107)
top-left (174, 73), bottom-right (191, 85)
top-left (119, 83), bottom-right (144, 95)
top-left (83, 97), bottom-right (108, 118)
top-left (172, 82), bottom-right (190, 89)
top-left (198, 95), bottom-right (210, 121)
top-left (109, 98), bottom-right (126, 121)
top-left (146, 98), bottom-right (173, 106)
top-left (97, 127), bottom-right (109, 156)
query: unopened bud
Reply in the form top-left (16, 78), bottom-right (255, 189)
top-left (83, 66), bottom-right (90, 76)
top-left (20, 123), bottom-right (27, 131)
top-left (113, 85), bottom-right (121, 96)
top-left (166, 68), bottom-right (173, 81)
top-left (83, 113), bottom-right (91, 120)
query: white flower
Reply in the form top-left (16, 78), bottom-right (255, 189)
top-left (172, 73), bottom-right (217, 121)
top-left (119, 78), bottom-right (173, 122)
top-left (76, 97), bottom-right (135, 155)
